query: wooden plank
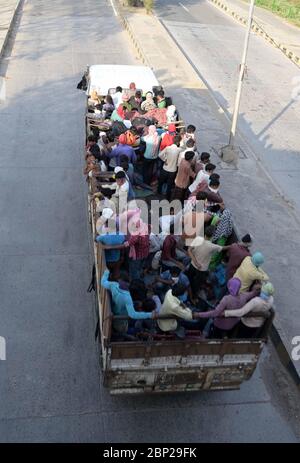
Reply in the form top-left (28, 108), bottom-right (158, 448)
top-left (110, 340), bottom-right (262, 359)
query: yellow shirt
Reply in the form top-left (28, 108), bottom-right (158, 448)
top-left (234, 256), bottom-right (269, 293)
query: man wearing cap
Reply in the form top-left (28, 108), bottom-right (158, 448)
top-left (172, 151), bottom-right (196, 203)
top-left (108, 134), bottom-right (137, 166)
top-left (225, 234), bottom-right (252, 280)
top-left (233, 252), bottom-right (269, 293)
top-left (225, 282), bottom-right (274, 338)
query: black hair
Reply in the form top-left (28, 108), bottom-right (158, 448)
top-left (100, 189), bottom-right (113, 199)
top-left (205, 225), bottom-right (215, 239)
top-left (130, 127), bottom-right (138, 135)
top-left (115, 171), bottom-right (126, 179)
top-left (209, 178), bottom-right (220, 188)
top-left (185, 151), bottom-right (195, 161)
top-left (170, 267), bottom-right (181, 277)
top-left (116, 86), bottom-right (122, 93)
top-left (205, 163), bottom-right (216, 172)
top-left (87, 135), bottom-right (97, 142)
top-left (242, 234), bottom-right (252, 243)
top-left (120, 154), bottom-right (129, 163)
top-left (187, 124), bottom-right (196, 133)
top-left (143, 298), bottom-right (156, 312)
top-left (200, 152), bottom-right (210, 162)
top-left (135, 90), bottom-right (142, 98)
top-left (196, 191), bottom-right (208, 201)
top-left (106, 130), bottom-right (115, 142)
top-left (173, 134), bottom-right (182, 146)
top-left (172, 283), bottom-right (186, 297)
top-left (186, 138), bottom-right (195, 147)
top-left (105, 94), bottom-right (114, 106)
top-left (209, 173), bottom-right (220, 181)
top-left (157, 90), bottom-right (165, 98)
top-left (208, 204), bottom-right (220, 213)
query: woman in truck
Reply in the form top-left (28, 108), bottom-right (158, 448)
top-left (224, 281), bottom-right (274, 338)
top-left (193, 277), bottom-right (260, 338)
top-left (141, 124), bottom-right (161, 185)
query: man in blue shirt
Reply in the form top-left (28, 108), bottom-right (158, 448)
top-left (108, 139), bottom-right (137, 166)
top-left (96, 233), bottom-right (126, 279)
top-left (101, 270), bottom-right (156, 334)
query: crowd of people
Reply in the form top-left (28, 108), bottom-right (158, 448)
top-left (84, 82), bottom-right (274, 342)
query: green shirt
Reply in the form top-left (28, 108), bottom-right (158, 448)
top-left (158, 99), bottom-right (167, 108)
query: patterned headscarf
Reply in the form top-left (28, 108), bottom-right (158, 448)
top-left (212, 209), bottom-right (233, 242)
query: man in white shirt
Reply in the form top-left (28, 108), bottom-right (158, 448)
top-left (100, 170), bottom-right (129, 213)
top-left (158, 134), bottom-right (182, 200)
top-left (112, 86), bottom-right (123, 107)
top-left (178, 138), bottom-right (197, 165)
top-left (188, 163), bottom-right (216, 195)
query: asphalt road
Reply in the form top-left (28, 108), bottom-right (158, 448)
top-left (155, 0), bottom-right (300, 213)
top-left (0, 0), bottom-right (299, 443)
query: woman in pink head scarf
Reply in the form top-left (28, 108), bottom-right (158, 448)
top-left (141, 125), bottom-right (161, 185)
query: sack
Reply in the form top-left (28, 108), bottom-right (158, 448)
top-left (77, 74), bottom-right (87, 91)
top-left (111, 121), bottom-right (127, 137)
top-left (131, 117), bottom-right (148, 128)
top-left (125, 130), bottom-right (136, 146)
top-left (152, 251), bottom-right (162, 270)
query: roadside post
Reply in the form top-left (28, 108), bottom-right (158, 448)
top-left (221, 0), bottom-right (255, 164)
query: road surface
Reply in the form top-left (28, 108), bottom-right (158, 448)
top-left (0, 0), bottom-right (299, 442)
top-left (155, 0), bottom-right (300, 212)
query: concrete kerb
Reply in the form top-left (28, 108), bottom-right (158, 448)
top-left (116, 4), bottom-right (150, 67)
top-left (117, 6), bottom-right (300, 388)
top-left (209, 0), bottom-right (300, 69)
top-left (0, 0), bottom-right (24, 60)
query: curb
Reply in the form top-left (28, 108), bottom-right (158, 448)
top-left (209, 0), bottom-right (300, 69)
top-left (117, 4), bottom-right (300, 389)
top-left (0, 0), bottom-right (24, 60)
top-left (117, 6), bottom-right (150, 67)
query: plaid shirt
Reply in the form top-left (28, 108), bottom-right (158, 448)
top-left (128, 234), bottom-right (150, 260)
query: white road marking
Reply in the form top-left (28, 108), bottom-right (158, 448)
top-left (109, 0), bottom-right (118, 16)
top-left (179, 2), bottom-right (189, 12)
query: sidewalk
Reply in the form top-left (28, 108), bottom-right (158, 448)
top-left (209, 0), bottom-right (300, 65)
top-left (0, 0), bottom-right (22, 59)
top-left (119, 7), bottom-right (300, 386)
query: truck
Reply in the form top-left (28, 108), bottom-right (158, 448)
top-left (82, 64), bottom-right (274, 394)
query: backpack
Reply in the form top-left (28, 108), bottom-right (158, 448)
top-left (77, 74), bottom-right (87, 91)
top-left (124, 130), bottom-right (136, 146)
